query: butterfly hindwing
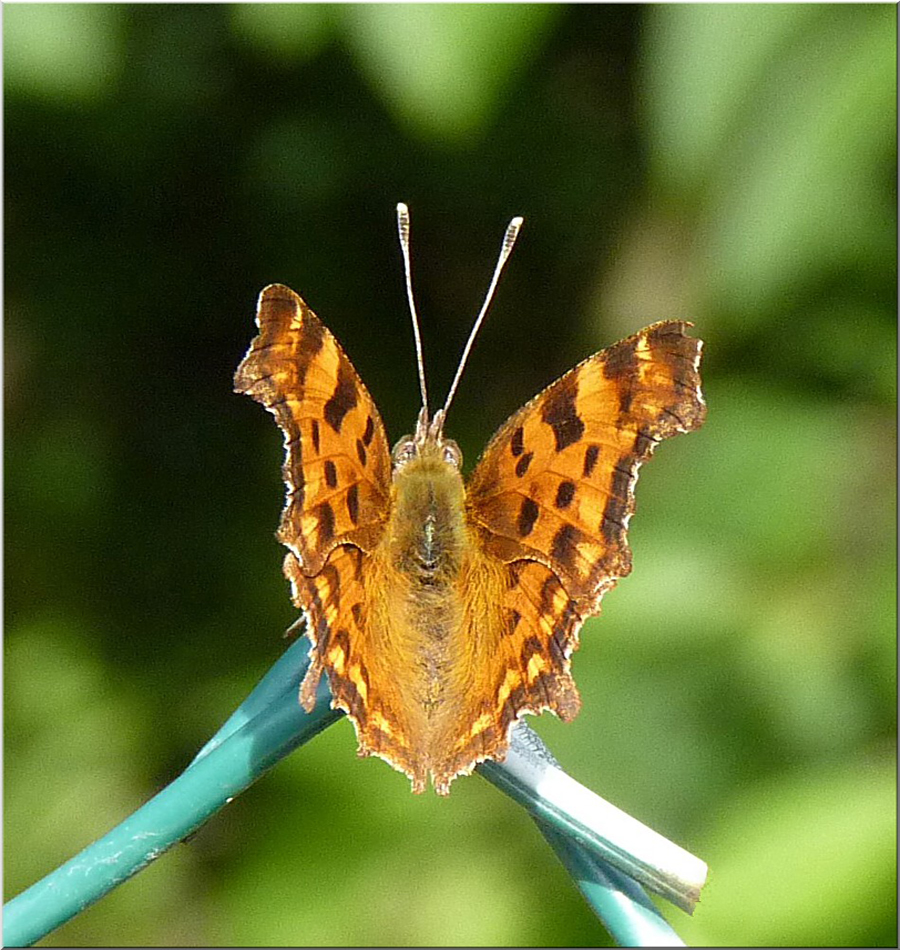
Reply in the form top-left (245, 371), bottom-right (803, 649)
top-left (431, 558), bottom-right (584, 793)
top-left (467, 320), bottom-right (706, 610)
top-left (234, 284), bottom-right (393, 575)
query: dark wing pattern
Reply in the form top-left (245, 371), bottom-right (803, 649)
top-left (467, 320), bottom-right (706, 612)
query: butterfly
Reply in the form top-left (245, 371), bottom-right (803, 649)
top-left (234, 205), bottom-right (706, 795)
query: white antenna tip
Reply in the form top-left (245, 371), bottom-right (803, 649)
top-left (501, 216), bottom-right (524, 258)
top-left (397, 203), bottom-right (411, 245)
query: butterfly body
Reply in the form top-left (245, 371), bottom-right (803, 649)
top-left (325, 419), bottom-right (520, 793)
top-left (236, 281), bottom-right (706, 795)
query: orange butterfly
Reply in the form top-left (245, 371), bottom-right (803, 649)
top-left (235, 206), bottom-right (706, 795)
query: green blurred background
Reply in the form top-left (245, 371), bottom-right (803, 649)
top-left (5, 4), bottom-right (896, 946)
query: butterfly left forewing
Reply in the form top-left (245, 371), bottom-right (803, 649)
top-left (460, 321), bottom-right (705, 744)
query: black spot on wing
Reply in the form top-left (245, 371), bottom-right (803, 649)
top-left (602, 339), bottom-right (640, 415)
top-left (510, 426), bottom-right (525, 457)
top-left (555, 480), bottom-right (575, 509)
top-left (505, 608), bottom-right (522, 636)
top-left (290, 307), bottom-right (326, 385)
top-left (324, 362), bottom-right (358, 433)
top-left (517, 497), bottom-right (539, 537)
top-left (324, 460), bottom-right (338, 488)
top-left (541, 376), bottom-right (585, 452)
top-left (350, 546), bottom-right (364, 581)
top-left (602, 339), bottom-right (639, 381)
top-left (346, 483), bottom-right (359, 525)
top-left (582, 444), bottom-right (600, 478)
top-left (600, 456), bottom-right (634, 543)
top-left (515, 452), bottom-right (533, 478)
top-left (550, 523), bottom-right (582, 573)
top-left (317, 502), bottom-right (336, 546)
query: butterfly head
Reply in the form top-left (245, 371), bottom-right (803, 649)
top-left (392, 407), bottom-right (462, 474)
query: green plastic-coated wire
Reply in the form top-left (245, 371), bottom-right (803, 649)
top-left (536, 820), bottom-right (686, 947)
top-left (3, 638), bottom-right (339, 948)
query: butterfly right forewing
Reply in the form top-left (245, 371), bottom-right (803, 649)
top-left (467, 320), bottom-right (706, 609)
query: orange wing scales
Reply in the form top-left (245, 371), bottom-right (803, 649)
top-left (284, 545), bottom-right (425, 784)
top-left (234, 285), bottom-right (416, 778)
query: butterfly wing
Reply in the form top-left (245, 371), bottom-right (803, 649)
top-left (235, 284), bottom-right (394, 712)
top-left (235, 284), bottom-right (392, 574)
top-left (465, 320), bottom-right (706, 723)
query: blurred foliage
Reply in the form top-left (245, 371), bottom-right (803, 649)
top-left (5, 4), bottom-right (895, 947)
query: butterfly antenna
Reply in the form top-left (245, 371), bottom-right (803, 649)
top-left (441, 214), bottom-right (523, 421)
top-left (397, 202), bottom-right (430, 415)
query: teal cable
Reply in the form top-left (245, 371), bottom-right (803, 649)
top-left (478, 728), bottom-right (704, 914)
top-left (536, 820), bottom-right (686, 947)
top-left (3, 638), bottom-right (339, 948)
